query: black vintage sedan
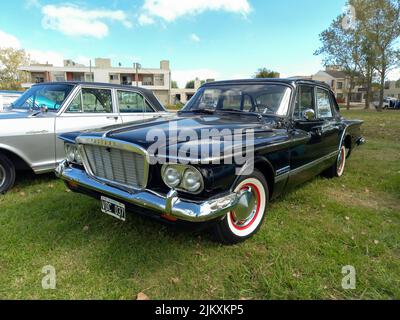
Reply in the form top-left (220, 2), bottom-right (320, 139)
top-left (56, 79), bottom-right (365, 244)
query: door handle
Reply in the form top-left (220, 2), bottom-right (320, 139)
top-left (107, 116), bottom-right (119, 121)
top-left (311, 126), bottom-right (323, 137)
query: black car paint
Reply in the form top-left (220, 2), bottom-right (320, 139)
top-left (59, 79), bottom-right (364, 202)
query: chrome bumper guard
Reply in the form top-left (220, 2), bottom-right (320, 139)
top-left (55, 161), bottom-right (242, 223)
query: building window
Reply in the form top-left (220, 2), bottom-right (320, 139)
top-left (53, 72), bottom-right (65, 82)
top-left (384, 81), bottom-right (390, 90)
top-left (396, 80), bottom-right (400, 88)
top-left (109, 74), bottom-right (120, 81)
top-left (85, 73), bottom-right (94, 82)
top-left (154, 74), bottom-right (164, 86)
top-left (337, 82), bottom-right (343, 90)
top-left (121, 75), bottom-right (132, 85)
top-left (142, 75), bottom-right (153, 86)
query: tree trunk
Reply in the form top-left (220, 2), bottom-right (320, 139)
top-left (378, 68), bottom-right (386, 112)
top-left (346, 78), bottom-right (353, 110)
top-left (364, 71), bottom-right (372, 110)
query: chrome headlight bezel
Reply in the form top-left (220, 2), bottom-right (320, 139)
top-left (161, 164), bottom-right (204, 194)
top-left (64, 143), bottom-right (83, 165)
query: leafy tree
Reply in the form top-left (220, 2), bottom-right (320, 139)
top-left (0, 47), bottom-right (30, 90)
top-left (315, 15), bottom-right (363, 109)
top-left (316, 0), bottom-right (400, 111)
top-left (185, 79), bottom-right (205, 89)
top-left (355, 0), bottom-right (400, 110)
top-left (171, 80), bottom-right (178, 89)
top-left (254, 68), bottom-right (280, 79)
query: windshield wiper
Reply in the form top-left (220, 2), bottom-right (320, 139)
top-left (186, 108), bottom-right (215, 115)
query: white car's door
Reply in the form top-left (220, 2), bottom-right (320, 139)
top-left (116, 89), bottom-right (161, 123)
top-left (55, 86), bottom-right (122, 163)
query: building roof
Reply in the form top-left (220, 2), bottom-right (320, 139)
top-left (323, 70), bottom-right (349, 79)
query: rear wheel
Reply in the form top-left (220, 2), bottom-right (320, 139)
top-left (324, 145), bottom-right (347, 178)
top-left (212, 170), bottom-right (269, 244)
top-left (0, 154), bottom-right (16, 194)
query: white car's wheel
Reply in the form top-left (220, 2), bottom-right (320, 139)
top-left (212, 169), bottom-right (269, 244)
top-left (0, 154), bottom-right (16, 194)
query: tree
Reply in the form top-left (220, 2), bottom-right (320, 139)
top-left (171, 80), bottom-right (178, 89)
top-left (0, 47), bottom-right (30, 90)
top-left (315, 15), bottom-right (363, 109)
top-left (254, 68), bottom-right (280, 78)
top-left (356, 0), bottom-right (400, 111)
top-left (315, 0), bottom-right (400, 111)
top-left (185, 79), bottom-right (205, 89)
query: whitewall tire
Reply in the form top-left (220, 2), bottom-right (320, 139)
top-left (212, 169), bottom-right (269, 244)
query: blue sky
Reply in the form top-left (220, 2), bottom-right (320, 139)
top-left (0, 0), bottom-right (355, 87)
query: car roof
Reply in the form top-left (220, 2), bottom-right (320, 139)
top-left (203, 78), bottom-right (332, 90)
top-left (31, 81), bottom-right (166, 112)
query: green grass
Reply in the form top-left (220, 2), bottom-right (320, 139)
top-left (0, 110), bottom-right (399, 300)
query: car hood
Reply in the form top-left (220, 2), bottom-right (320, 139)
top-left (0, 110), bottom-right (32, 119)
top-left (62, 113), bottom-right (290, 162)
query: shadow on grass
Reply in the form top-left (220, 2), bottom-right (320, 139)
top-left (13, 170), bottom-right (56, 190)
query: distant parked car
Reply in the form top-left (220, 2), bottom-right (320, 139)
top-left (0, 82), bottom-right (169, 193)
top-left (374, 97), bottom-right (397, 109)
top-left (0, 90), bottom-right (23, 111)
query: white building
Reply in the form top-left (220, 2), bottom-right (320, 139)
top-left (19, 58), bottom-right (172, 105)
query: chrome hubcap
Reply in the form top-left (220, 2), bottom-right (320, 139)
top-left (0, 164), bottom-right (6, 187)
top-left (232, 187), bottom-right (258, 227)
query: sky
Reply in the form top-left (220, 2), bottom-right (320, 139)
top-left (0, 0), bottom-right (398, 87)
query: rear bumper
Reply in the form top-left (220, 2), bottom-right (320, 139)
top-left (356, 137), bottom-right (366, 146)
top-left (55, 161), bottom-right (243, 223)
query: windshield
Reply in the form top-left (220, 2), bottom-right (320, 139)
top-left (182, 84), bottom-right (292, 116)
top-left (12, 84), bottom-right (74, 112)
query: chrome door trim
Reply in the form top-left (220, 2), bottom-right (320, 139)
top-left (275, 151), bottom-right (338, 181)
top-left (289, 151), bottom-right (338, 176)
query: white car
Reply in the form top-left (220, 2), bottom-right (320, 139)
top-left (374, 97), bottom-right (397, 109)
top-left (0, 90), bottom-right (23, 111)
top-left (0, 82), bottom-right (169, 193)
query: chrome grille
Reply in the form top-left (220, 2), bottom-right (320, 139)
top-left (82, 144), bottom-right (147, 189)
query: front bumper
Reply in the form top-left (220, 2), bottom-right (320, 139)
top-left (55, 161), bottom-right (244, 223)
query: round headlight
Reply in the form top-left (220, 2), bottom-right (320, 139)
top-left (182, 168), bottom-right (202, 193)
top-left (74, 148), bottom-right (82, 164)
top-left (65, 144), bottom-right (76, 162)
top-left (163, 166), bottom-right (181, 188)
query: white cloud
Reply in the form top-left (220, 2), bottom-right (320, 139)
top-left (28, 49), bottom-right (64, 66)
top-left (138, 14), bottom-right (155, 26)
top-left (388, 68), bottom-right (400, 80)
top-left (190, 33), bottom-right (201, 42)
top-left (25, 0), bottom-right (41, 9)
top-left (141, 0), bottom-right (251, 23)
top-left (41, 4), bottom-right (132, 39)
top-left (172, 69), bottom-right (221, 88)
top-left (0, 30), bottom-right (22, 49)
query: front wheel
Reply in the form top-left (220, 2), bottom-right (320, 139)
top-left (211, 169), bottom-right (269, 244)
top-left (0, 154), bottom-right (16, 194)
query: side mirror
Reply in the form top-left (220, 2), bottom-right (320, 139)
top-left (40, 104), bottom-right (48, 113)
top-left (302, 109), bottom-right (315, 121)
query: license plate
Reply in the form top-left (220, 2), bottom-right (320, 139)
top-left (101, 196), bottom-right (126, 221)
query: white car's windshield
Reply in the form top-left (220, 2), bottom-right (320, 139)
top-left (182, 84), bottom-right (292, 116)
top-left (12, 84), bottom-right (74, 112)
